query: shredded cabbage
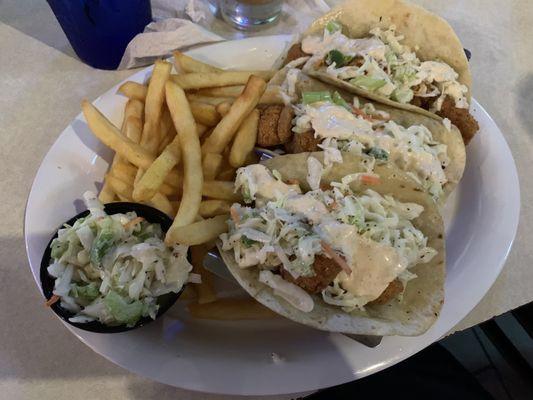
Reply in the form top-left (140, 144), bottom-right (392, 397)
top-left (223, 166), bottom-right (437, 312)
top-left (292, 97), bottom-right (450, 200)
top-left (47, 191), bottom-right (192, 327)
top-left (301, 23), bottom-right (469, 111)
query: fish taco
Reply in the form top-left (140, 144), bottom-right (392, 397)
top-left (218, 153), bottom-right (445, 336)
top-left (282, 0), bottom-right (479, 144)
top-left (260, 69), bottom-right (465, 203)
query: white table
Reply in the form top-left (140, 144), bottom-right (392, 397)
top-left (1, 0), bottom-right (531, 398)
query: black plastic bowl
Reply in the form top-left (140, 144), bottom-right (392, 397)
top-left (40, 202), bottom-right (183, 333)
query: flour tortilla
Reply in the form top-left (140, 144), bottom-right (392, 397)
top-left (301, 0), bottom-right (471, 120)
top-left (219, 153), bottom-right (445, 336)
top-left (268, 68), bottom-right (465, 203)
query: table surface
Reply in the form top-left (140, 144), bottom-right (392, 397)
top-left (1, 0), bottom-right (532, 399)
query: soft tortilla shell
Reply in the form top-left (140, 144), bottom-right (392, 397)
top-left (219, 152), bottom-right (445, 336)
top-left (303, 0), bottom-right (471, 117)
top-left (269, 68), bottom-right (466, 203)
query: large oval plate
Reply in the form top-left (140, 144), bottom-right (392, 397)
top-left (24, 35), bottom-right (520, 396)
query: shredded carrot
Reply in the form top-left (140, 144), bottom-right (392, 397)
top-left (230, 206), bottom-right (240, 224)
top-left (286, 179), bottom-right (300, 186)
top-left (45, 294), bottom-right (60, 307)
top-left (124, 216), bottom-right (144, 230)
top-left (351, 107), bottom-right (374, 121)
top-left (321, 241), bottom-right (351, 274)
top-left (360, 174), bottom-right (381, 185)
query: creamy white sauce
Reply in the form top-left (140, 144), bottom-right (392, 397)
top-left (304, 103), bottom-right (374, 140)
top-left (293, 103), bottom-right (448, 195)
top-left (317, 221), bottom-right (407, 301)
top-left (236, 164), bottom-right (300, 202)
top-left (284, 193), bottom-right (329, 224)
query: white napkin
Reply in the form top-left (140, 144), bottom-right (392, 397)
top-left (118, 0), bottom-right (334, 70)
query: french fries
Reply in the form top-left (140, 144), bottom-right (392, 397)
top-left (88, 55), bottom-right (288, 321)
top-left (187, 94), bottom-right (234, 106)
top-left (229, 109), bottom-right (259, 168)
top-left (147, 192), bottom-right (175, 216)
top-left (173, 51), bottom-right (223, 74)
top-left (106, 174), bottom-right (133, 200)
top-left (81, 101), bottom-right (154, 169)
top-left (165, 81), bottom-right (203, 243)
top-left (191, 245), bottom-right (217, 304)
top-left (188, 298), bottom-right (277, 320)
top-left (216, 101), bottom-right (232, 117)
top-left (190, 102), bottom-right (221, 127)
top-left (142, 60), bottom-right (172, 154)
top-left (165, 214), bottom-right (228, 246)
top-left (202, 76), bottom-right (266, 154)
top-left (117, 81), bottom-right (147, 101)
top-left (202, 153), bottom-right (223, 180)
top-left (98, 183), bottom-right (115, 203)
top-left (198, 200), bottom-right (232, 217)
top-left (197, 85), bottom-right (245, 98)
top-left (133, 138), bottom-right (181, 201)
top-left (202, 180), bottom-right (242, 201)
top-left (172, 71), bottom-right (272, 90)
top-left (198, 85), bottom-right (282, 104)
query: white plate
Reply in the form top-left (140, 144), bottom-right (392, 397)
top-left (24, 35), bottom-right (520, 396)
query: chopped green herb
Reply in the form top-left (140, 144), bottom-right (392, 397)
top-left (241, 236), bottom-right (258, 248)
top-left (302, 91), bottom-right (332, 104)
top-left (331, 91), bottom-right (351, 110)
top-left (367, 147), bottom-right (389, 161)
top-left (325, 21), bottom-right (342, 34)
top-left (325, 50), bottom-right (353, 68)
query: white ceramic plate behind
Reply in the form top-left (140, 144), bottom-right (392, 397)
top-left (25, 36), bottom-right (520, 396)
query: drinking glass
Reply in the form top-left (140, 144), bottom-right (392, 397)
top-left (220, 0), bottom-right (283, 30)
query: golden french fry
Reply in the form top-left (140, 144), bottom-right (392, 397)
top-left (99, 96), bottom-right (145, 202)
top-left (190, 102), bottom-right (221, 127)
top-left (197, 123), bottom-right (208, 138)
top-left (202, 76), bottom-right (266, 155)
top-left (197, 85), bottom-right (244, 98)
top-left (173, 51), bottom-right (223, 74)
top-left (116, 194), bottom-right (130, 202)
top-left (229, 109), bottom-right (259, 168)
top-left (202, 181), bottom-right (242, 201)
top-left (106, 174), bottom-right (133, 200)
top-left (216, 167), bottom-right (236, 181)
top-left (215, 101), bottom-right (232, 117)
top-left (202, 153), bottom-right (223, 180)
top-left (165, 214), bottom-right (228, 246)
top-left (141, 60), bottom-right (172, 154)
top-left (98, 182), bottom-right (115, 203)
top-left (110, 162), bottom-right (135, 185)
top-left (198, 85), bottom-right (282, 104)
top-left (165, 81), bottom-right (203, 244)
top-left (172, 71), bottom-right (273, 90)
top-left (133, 138), bottom-right (181, 201)
top-left (117, 81), bottom-right (147, 101)
top-left (187, 94), bottom-right (234, 106)
top-left (188, 298), bottom-right (277, 320)
top-left (199, 200), bottom-right (232, 217)
top-left (159, 182), bottom-right (179, 197)
top-left (191, 245), bottom-right (217, 304)
top-left (82, 101), bottom-right (154, 169)
top-left (147, 192), bottom-right (174, 216)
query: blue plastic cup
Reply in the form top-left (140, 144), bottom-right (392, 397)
top-left (47, 0), bottom-right (152, 70)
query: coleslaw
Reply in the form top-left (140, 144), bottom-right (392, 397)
top-left (221, 163), bottom-right (436, 313)
top-left (46, 192), bottom-right (193, 327)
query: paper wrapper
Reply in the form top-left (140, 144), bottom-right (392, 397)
top-left (118, 0), bottom-right (335, 69)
